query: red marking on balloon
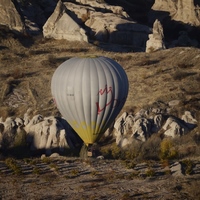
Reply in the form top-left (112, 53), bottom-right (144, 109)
top-left (96, 85), bottom-right (113, 114)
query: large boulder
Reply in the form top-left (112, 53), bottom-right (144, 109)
top-left (162, 117), bottom-right (189, 138)
top-left (181, 111), bottom-right (197, 129)
top-left (43, 0), bottom-right (88, 42)
top-left (0, 0), bottom-right (24, 33)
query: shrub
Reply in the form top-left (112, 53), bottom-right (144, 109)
top-left (138, 135), bottom-right (161, 161)
top-left (109, 145), bottom-right (122, 159)
top-left (49, 163), bottom-right (58, 171)
top-left (101, 143), bottom-right (123, 159)
top-left (145, 168), bottom-right (155, 177)
top-left (5, 158), bottom-right (22, 175)
top-left (181, 159), bottom-right (194, 175)
top-left (32, 167), bottom-right (40, 175)
top-left (42, 157), bottom-right (51, 164)
top-left (123, 160), bottom-right (136, 169)
top-left (160, 138), bottom-right (178, 160)
top-left (70, 169), bottom-right (79, 176)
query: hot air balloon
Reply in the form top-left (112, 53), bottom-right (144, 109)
top-left (51, 56), bottom-right (129, 149)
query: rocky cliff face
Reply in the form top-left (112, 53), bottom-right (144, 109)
top-left (0, 0), bottom-right (200, 50)
top-left (151, 0), bottom-right (200, 26)
top-left (149, 0), bottom-right (200, 43)
top-left (0, 0), bottom-right (25, 33)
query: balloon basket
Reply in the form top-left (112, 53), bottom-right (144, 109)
top-left (79, 143), bottom-right (100, 159)
top-left (87, 144), bottom-right (95, 157)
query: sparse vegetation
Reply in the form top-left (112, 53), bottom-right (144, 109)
top-left (123, 160), bottom-right (136, 169)
top-left (145, 168), bottom-right (155, 177)
top-left (42, 157), bottom-right (51, 164)
top-left (172, 69), bottom-right (196, 80)
top-left (70, 169), bottom-right (79, 176)
top-left (5, 158), bottom-right (22, 175)
top-left (49, 163), bottom-right (59, 171)
top-left (181, 159), bottom-right (194, 175)
top-left (32, 166), bottom-right (40, 175)
top-left (160, 138), bottom-right (178, 160)
top-left (90, 170), bottom-right (98, 176)
top-left (121, 193), bottom-right (131, 200)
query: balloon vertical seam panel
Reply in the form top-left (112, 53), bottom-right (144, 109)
top-left (64, 59), bottom-right (79, 126)
top-left (105, 57), bottom-right (126, 131)
top-left (89, 58), bottom-right (100, 143)
top-left (52, 58), bottom-right (76, 127)
top-left (64, 59), bottom-right (76, 124)
top-left (73, 59), bottom-right (86, 140)
top-left (81, 58), bottom-right (92, 144)
top-left (95, 57), bottom-right (115, 134)
top-left (90, 58), bottom-right (104, 142)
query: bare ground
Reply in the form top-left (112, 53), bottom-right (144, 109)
top-left (0, 156), bottom-right (200, 200)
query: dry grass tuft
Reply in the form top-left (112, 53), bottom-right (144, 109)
top-left (172, 70), bottom-right (197, 80)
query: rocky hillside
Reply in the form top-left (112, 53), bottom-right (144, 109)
top-left (0, 33), bottom-right (199, 154)
top-left (0, 0), bottom-right (199, 155)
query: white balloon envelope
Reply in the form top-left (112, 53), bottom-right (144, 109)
top-left (51, 56), bottom-right (129, 145)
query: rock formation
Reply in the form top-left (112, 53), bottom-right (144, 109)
top-left (0, 0), bottom-right (24, 33)
top-left (146, 19), bottom-right (166, 53)
top-left (85, 12), bottom-right (150, 48)
top-left (150, 0), bottom-right (200, 26)
top-left (0, 0), bottom-right (199, 49)
top-left (43, 0), bottom-right (88, 42)
top-left (42, 0), bottom-right (151, 50)
top-left (113, 103), bottom-right (198, 148)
